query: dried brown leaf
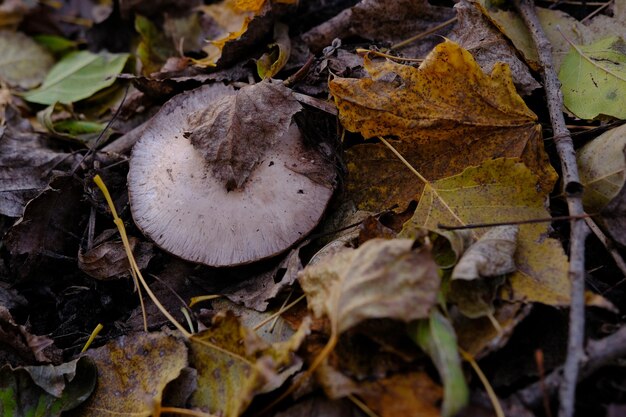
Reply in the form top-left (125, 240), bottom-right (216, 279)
top-left (298, 238), bottom-right (440, 335)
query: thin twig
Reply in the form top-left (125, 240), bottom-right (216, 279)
top-left (391, 17), bottom-right (458, 50)
top-left (438, 213), bottom-right (592, 230)
top-left (584, 217), bottom-right (626, 284)
top-left (513, 2), bottom-right (590, 417)
top-left (510, 325), bottom-right (626, 410)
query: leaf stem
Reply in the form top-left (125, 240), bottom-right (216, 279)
top-left (93, 175), bottom-right (192, 339)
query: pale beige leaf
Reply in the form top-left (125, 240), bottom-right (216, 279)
top-left (298, 238), bottom-right (440, 334)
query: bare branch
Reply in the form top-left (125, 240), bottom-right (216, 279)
top-left (512, 2), bottom-right (590, 417)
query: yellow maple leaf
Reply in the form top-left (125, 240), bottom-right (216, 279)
top-left (329, 40), bottom-right (556, 211)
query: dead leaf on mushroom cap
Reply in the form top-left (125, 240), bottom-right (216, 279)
top-left (128, 81), bottom-right (335, 267)
top-left (330, 39), bottom-right (555, 211)
top-left (298, 238), bottom-right (440, 335)
top-left (184, 81), bottom-right (301, 190)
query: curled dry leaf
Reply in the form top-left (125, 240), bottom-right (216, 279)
top-left (452, 225), bottom-right (518, 281)
top-left (577, 123), bottom-right (626, 246)
top-left (73, 331), bottom-right (187, 417)
top-left (330, 39), bottom-right (555, 211)
top-left (257, 22), bottom-right (291, 79)
top-left (189, 311), bottom-right (309, 417)
top-left (298, 238), bottom-right (440, 335)
top-left (78, 237), bottom-right (154, 280)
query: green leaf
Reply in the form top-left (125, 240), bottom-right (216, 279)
top-left (23, 50), bottom-right (129, 105)
top-left (411, 311), bottom-right (469, 417)
top-left (559, 36), bottom-right (626, 120)
top-left (0, 357), bottom-right (96, 417)
top-left (0, 30), bottom-right (54, 89)
top-left (37, 103), bottom-right (108, 146)
top-left (33, 35), bottom-right (77, 57)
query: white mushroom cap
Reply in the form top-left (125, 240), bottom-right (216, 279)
top-left (128, 83), bottom-right (335, 267)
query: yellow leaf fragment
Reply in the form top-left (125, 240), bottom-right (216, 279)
top-left (330, 39), bottom-right (555, 211)
top-left (189, 311), bottom-right (308, 417)
top-left (402, 158), bottom-right (570, 306)
top-left (195, 0), bottom-right (269, 67)
top-left (74, 332), bottom-right (187, 417)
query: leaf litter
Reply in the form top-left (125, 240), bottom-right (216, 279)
top-left (1, 1), bottom-right (625, 417)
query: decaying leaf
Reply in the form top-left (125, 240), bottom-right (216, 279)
top-left (478, 1), bottom-right (625, 72)
top-left (577, 123), bottom-right (626, 212)
top-left (455, 302), bottom-right (532, 359)
top-left (298, 238), bottom-right (440, 335)
top-left (78, 237), bottom-right (154, 280)
top-left (0, 357), bottom-right (96, 417)
top-left (477, 2), bottom-right (588, 71)
top-left (23, 50), bottom-right (129, 105)
top-left (185, 80), bottom-right (301, 189)
top-left (0, 30), bottom-right (54, 89)
top-left (4, 175), bottom-right (89, 281)
top-left (402, 158), bottom-right (570, 306)
top-left (302, 0), bottom-right (454, 55)
top-left (559, 36), bottom-right (626, 120)
top-left (0, 108), bottom-right (76, 218)
top-left (411, 310), bottom-right (468, 417)
top-left (452, 225), bottom-right (518, 280)
top-left (74, 332), bottom-right (187, 417)
top-left (330, 39), bottom-right (555, 211)
top-left (449, 0), bottom-right (540, 95)
top-left (135, 14), bottom-right (176, 75)
top-left (0, 306), bottom-right (60, 365)
top-left (189, 311), bottom-right (309, 417)
top-left (357, 371), bottom-right (443, 417)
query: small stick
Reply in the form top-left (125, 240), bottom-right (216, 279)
top-left (391, 17), bottom-right (458, 50)
top-left (510, 325), bottom-right (626, 410)
top-left (584, 217), bottom-right (626, 283)
top-left (513, 3), bottom-right (589, 416)
top-left (438, 213), bottom-right (593, 230)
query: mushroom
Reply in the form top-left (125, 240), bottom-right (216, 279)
top-left (128, 81), bottom-right (335, 267)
